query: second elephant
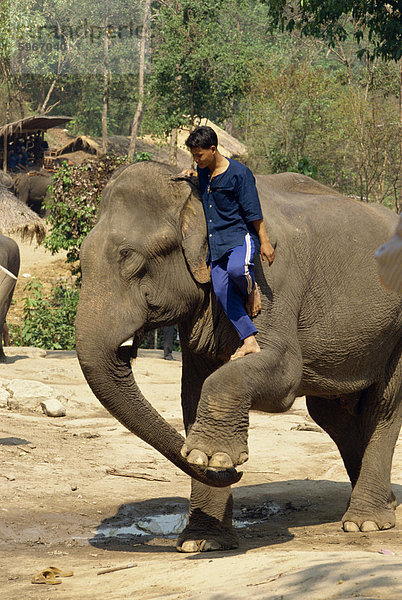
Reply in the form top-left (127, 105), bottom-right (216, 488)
top-left (0, 233), bottom-right (20, 362)
top-left (13, 172), bottom-right (52, 213)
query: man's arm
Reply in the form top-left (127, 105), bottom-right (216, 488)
top-left (252, 219), bottom-right (275, 265)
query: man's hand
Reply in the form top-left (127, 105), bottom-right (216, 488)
top-left (179, 169), bottom-right (197, 177)
top-left (252, 219), bottom-right (275, 266)
top-left (260, 240), bottom-right (275, 265)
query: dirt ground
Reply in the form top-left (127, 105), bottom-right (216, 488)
top-left (0, 241), bottom-right (401, 600)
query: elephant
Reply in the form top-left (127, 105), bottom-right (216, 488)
top-left (0, 234), bottom-right (20, 362)
top-left (0, 171), bottom-right (14, 190)
top-left (13, 172), bottom-right (52, 214)
top-left (75, 161), bottom-right (402, 553)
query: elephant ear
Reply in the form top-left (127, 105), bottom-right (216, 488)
top-left (179, 192), bottom-right (210, 284)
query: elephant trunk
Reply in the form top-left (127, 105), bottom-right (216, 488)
top-left (75, 320), bottom-right (241, 488)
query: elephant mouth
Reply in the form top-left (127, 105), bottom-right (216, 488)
top-left (118, 331), bottom-right (143, 363)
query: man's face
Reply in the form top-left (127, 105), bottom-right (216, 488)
top-left (190, 146), bottom-right (216, 169)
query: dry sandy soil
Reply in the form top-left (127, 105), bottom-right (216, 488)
top-left (0, 241), bottom-right (401, 600)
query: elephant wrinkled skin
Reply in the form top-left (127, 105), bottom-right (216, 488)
top-left (0, 233), bottom-right (20, 362)
top-left (75, 162), bottom-right (401, 553)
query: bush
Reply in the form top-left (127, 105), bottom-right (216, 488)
top-left (8, 279), bottom-right (79, 350)
top-left (43, 152), bottom-right (152, 275)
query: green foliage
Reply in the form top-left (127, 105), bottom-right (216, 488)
top-left (295, 157), bottom-right (317, 179)
top-left (264, 1), bottom-right (402, 61)
top-left (8, 279), bottom-right (79, 350)
top-left (237, 37), bottom-right (400, 208)
top-left (144, 0), bottom-right (267, 134)
top-left (43, 152), bottom-right (151, 273)
top-left (43, 162), bottom-right (100, 269)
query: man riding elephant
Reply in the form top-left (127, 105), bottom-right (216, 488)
top-left (75, 161), bottom-right (401, 552)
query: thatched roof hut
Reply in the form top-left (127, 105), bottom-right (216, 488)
top-left (0, 115), bottom-right (73, 171)
top-left (55, 135), bottom-right (129, 158)
top-left (0, 115), bottom-right (72, 141)
top-left (0, 184), bottom-right (46, 244)
top-left (55, 134), bottom-right (192, 169)
top-left (175, 119), bottom-right (248, 158)
top-left (54, 123), bottom-right (248, 169)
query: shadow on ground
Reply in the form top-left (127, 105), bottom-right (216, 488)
top-left (89, 479), bottom-right (402, 555)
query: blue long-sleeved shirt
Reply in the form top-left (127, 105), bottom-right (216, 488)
top-left (197, 158), bottom-right (263, 261)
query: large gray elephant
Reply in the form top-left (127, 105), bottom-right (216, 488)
top-left (13, 172), bottom-right (52, 213)
top-left (75, 162), bottom-right (401, 553)
top-left (0, 234), bottom-right (20, 362)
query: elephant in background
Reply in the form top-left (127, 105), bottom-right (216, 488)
top-left (75, 162), bottom-right (401, 552)
top-left (0, 234), bottom-right (20, 362)
top-left (13, 172), bottom-right (52, 214)
top-left (0, 171), bottom-right (14, 190)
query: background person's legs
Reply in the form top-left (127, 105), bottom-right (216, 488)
top-left (163, 325), bottom-right (175, 360)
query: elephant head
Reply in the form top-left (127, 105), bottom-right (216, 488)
top-left (75, 162), bottom-right (241, 487)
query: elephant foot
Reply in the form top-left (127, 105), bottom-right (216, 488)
top-left (0, 352), bottom-right (7, 364)
top-left (177, 522), bottom-right (239, 553)
top-left (181, 444), bottom-right (249, 471)
top-left (181, 417), bottom-right (249, 472)
top-left (342, 500), bottom-right (396, 532)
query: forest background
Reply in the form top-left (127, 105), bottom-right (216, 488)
top-left (0, 1), bottom-right (401, 349)
top-left (0, 0), bottom-right (401, 210)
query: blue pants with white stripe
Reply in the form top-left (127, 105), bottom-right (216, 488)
top-left (211, 233), bottom-right (258, 341)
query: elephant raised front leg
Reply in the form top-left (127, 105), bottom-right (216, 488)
top-left (306, 346), bottom-right (401, 532)
top-left (182, 338), bottom-right (303, 472)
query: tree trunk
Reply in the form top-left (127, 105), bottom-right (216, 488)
top-left (128, 0), bottom-right (151, 159)
top-left (2, 71), bottom-right (10, 171)
top-left (169, 128), bottom-right (178, 166)
top-left (398, 59), bottom-right (402, 213)
top-left (38, 77), bottom-right (58, 115)
top-left (102, 1), bottom-right (110, 155)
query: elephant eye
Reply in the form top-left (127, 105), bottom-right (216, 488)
top-left (119, 247), bottom-right (146, 279)
top-left (119, 248), bottom-right (131, 260)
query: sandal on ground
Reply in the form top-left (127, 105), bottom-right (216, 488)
top-left (31, 569), bottom-right (62, 585)
top-left (48, 565), bottom-right (74, 577)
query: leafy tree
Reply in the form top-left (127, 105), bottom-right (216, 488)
top-left (144, 0), bottom-right (265, 136)
top-left (264, 1), bottom-right (401, 61)
top-left (43, 152), bottom-right (151, 273)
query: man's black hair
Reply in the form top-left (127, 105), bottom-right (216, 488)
top-left (185, 126), bottom-right (218, 149)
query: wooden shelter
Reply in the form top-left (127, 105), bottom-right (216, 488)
top-left (55, 135), bottom-right (130, 158)
top-left (55, 134), bottom-right (193, 170)
top-left (0, 115), bottom-right (72, 172)
top-left (0, 184), bottom-right (46, 244)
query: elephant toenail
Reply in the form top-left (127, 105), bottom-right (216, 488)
top-left (179, 541), bottom-right (199, 553)
top-left (180, 443), bottom-right (189, 458)
top-left (360, 521), bottom-right (379, 532)
top-left (238, 452), bottom-right (249, 465)
top-left (382, 523), bottom-right (393, 530)
top-left (208, 452), bottom-right (233, 469)
top-left (200, 540), bottom-right (221, 551)
top-left (343, 521), bottom-right (360, 532)
top-left (187, 449), bottom-right (208, 467)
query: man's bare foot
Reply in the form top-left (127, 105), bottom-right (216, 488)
top-left (246, 284), bottom-right (261, 318)
top-left (230, 335), bottom-right (261, 360)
